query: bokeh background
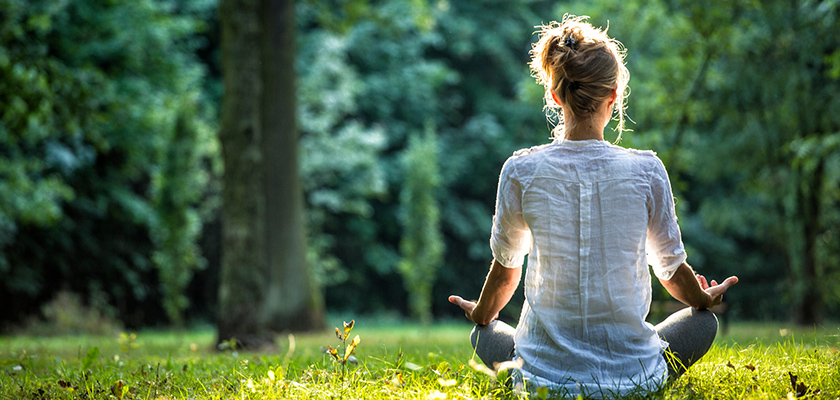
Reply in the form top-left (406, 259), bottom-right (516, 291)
top-left (1, 0), bottom-right (838, 335)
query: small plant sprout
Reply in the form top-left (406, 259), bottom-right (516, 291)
top-left (323, 319), bottom-right (360, 366)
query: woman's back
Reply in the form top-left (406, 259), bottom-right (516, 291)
top-left (498, 139), bottom-right (679, 393)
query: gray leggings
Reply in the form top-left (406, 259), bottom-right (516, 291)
top-left (470, 307), bottom-right (718, 380)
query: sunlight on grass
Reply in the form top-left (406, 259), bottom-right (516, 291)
top-left (1, 321), bottom-right (837, 399)
top-left (717, 321), bottom-right (840, 347)
top-left (669, 341), bottom-right (838, 399)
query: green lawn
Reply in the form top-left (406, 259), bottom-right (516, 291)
top-left (1, 319), bottom-right (838, 399)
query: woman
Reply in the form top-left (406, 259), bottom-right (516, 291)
top-left (448, 15), bottom-right (738, 397)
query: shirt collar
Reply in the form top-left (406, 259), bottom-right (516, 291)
top-left (552, 138), bottom-right (609, 147)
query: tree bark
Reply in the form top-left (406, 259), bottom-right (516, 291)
top-left (217, 0), bottom-right (324, 348)
top-left (217, 0), bottom-right (270, 348)
top-left (260, 0), bottom-right (324, 332)
top-left (794, 160), bottom-right (824, 325)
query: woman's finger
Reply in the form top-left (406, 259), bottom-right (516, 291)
top-left (696, 274), bottom-right (709, 290)
top-left (448, 295), bottom-right (476, 312)
top-left (722, 276), bottom-right (739, 286)
top-left (705, 276), bottom-right (738, 297)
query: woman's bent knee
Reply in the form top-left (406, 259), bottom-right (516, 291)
top-left (470, 320), bottom-right (508, 349)
top-left (469, 321), bottom-right (516, 367)
top-left (695, 308), bottom-right (719, 338)
top-left (668, 307), bottom-right (719, 334)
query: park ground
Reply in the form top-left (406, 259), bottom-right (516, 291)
top-left (1, 318), bottom-right (838, 399)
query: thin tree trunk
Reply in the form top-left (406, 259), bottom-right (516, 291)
top-left (794, 160), bottom-right (824, 325)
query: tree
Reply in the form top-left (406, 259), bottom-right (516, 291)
top-left (293, 0), bottom-right (550, 319)
top-left (296, 28), bottom-right (387, 291)
top-left (398, 128), bottom-right (444, 324)
top-left (217, 0), bottom-right (324, 348)
top-left (260, 0), bottom-right (324, 333)
top-left (152, 102), bottom-right (212, 325)
top-left (660, 0), bottom-right (840, 324)
top-left (0, 0), bottom-right (216, 328)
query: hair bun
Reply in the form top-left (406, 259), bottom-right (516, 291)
top-left (562, 26), bottom-right (584, 51)
top-left (529, 14), bottom-right (631, 138)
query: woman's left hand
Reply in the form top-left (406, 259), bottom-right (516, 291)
top-left (694, 273), bottom-right (738, 309)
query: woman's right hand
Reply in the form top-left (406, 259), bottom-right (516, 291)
top-left (448, 295), bottom-right (499, 325)
top-left (449, 260), bottom-right (521, 325)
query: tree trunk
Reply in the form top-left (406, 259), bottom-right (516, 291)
top-left (217, 0), bottom-right (270, 348)
top-left (793, 160), bottom-right (824, 325)
top-left (217, 0), bottom-right (324, 348)
top-left (260, 0), bottom-right (324, 332)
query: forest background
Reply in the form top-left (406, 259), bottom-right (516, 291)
top-left (1, 0), bottom-right (839, 333)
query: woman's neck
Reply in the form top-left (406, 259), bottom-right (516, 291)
top-left (563, 119), bottom-right (605, 141)
top-left (562, 102), bottom-right (612, 141)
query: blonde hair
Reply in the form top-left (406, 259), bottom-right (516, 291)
top-left (529, 15), bottom-right (630, 140)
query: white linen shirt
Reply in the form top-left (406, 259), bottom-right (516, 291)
top-left (489, 139), bottom-right (686, 397)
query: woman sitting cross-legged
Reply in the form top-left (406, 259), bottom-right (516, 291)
top-left (448, 15), bottom-right (738, 398)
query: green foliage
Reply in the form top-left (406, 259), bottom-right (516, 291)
top-left (314, 0), bottom-right (832, 326)
top-left (297, 29), bottom-right (387, 288)
top-left (296, 0), bottom-right (840, 322)
top-left (398, 129), bottom-right (445, 324)
top-left (0, 0), bottom-right (218, 326)
top-left (296, 0), bottom-right (548, 319)
top-left (80, 346), bottom-right (99, 371)
top-left (152, 102), bottom-right (216, 324)
top-left (3, 0), bottom-right (839, 326)
top-left (670, 0), bottom-right (840, 322)
top-left (0, 0), bottom-right (95, 264)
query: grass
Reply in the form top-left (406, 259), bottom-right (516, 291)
top-left (0, 319), bottom-right (838, 399)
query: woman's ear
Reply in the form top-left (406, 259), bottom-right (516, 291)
top-left (609, 87), bottom-right (618, 106)
top-left (550, 90), bottom-right (562, 106)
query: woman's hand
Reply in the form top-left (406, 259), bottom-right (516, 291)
top-left (695, 274), bottom-right (739, 309)
top-left (448, 295), bottom-right (499, 325)
top-left (449, 260), bottom-right (521, 325)
top-left (660, 262), bottom-right (739, 310)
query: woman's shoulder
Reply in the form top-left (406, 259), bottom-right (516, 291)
top-left (608, 144), bottom-right (666, 168)
top-left (502, 143), bottom-right (554, 169)
top-left (498, 144), bottom-right (554, 179)
top-left (511, 143), bottom-right (554, 158)
top-left (608, 143), bottom-right (658, 158)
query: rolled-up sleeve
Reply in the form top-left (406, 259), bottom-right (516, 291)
top-left (490, 158), bottom-right (532, 268)
top-left (645, 157), bottom-right (686, 280)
